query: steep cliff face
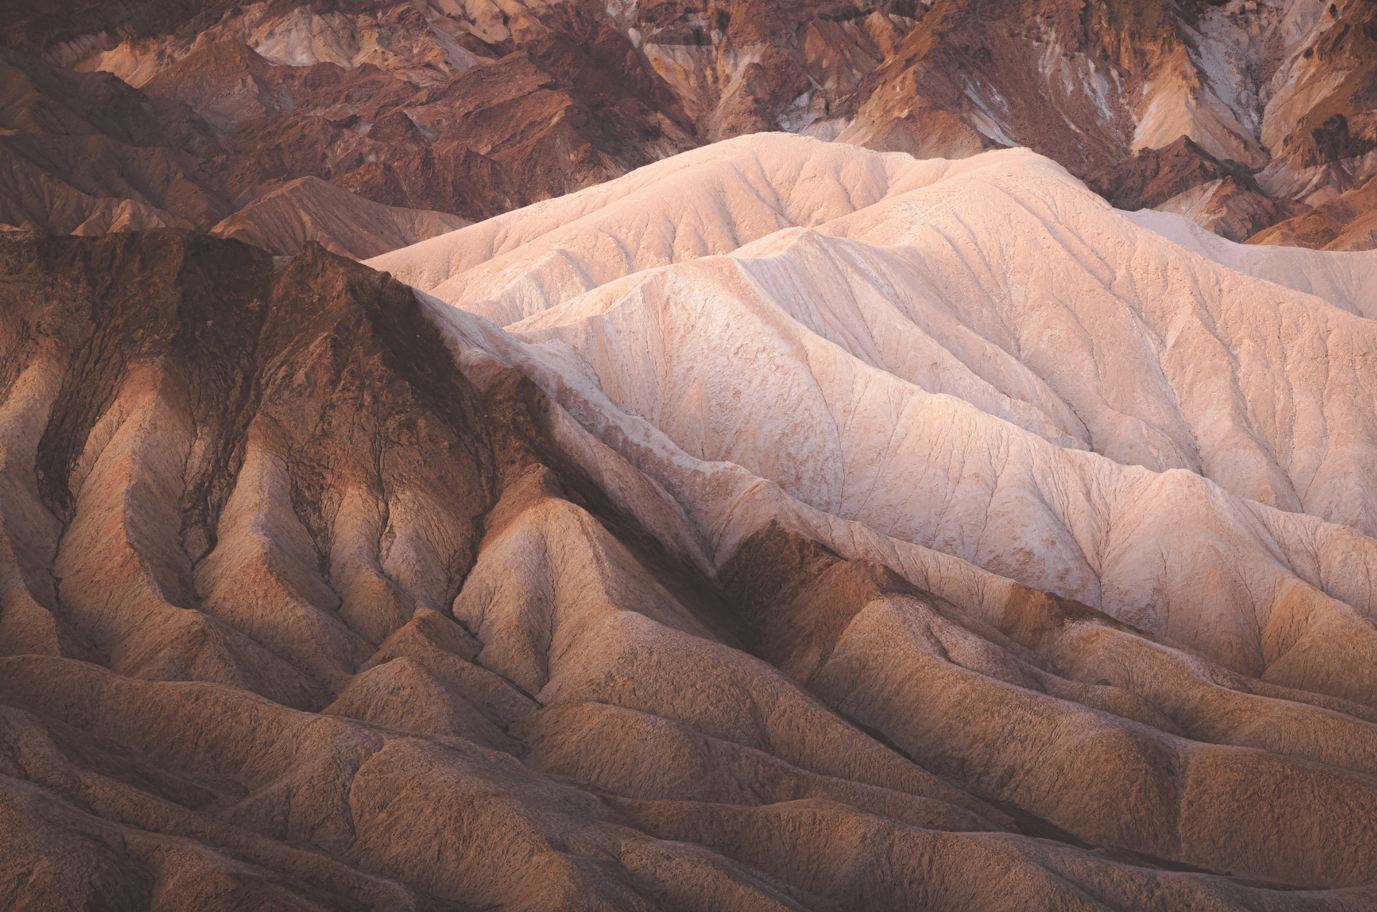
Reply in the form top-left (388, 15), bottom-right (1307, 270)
top-left (1, 0), bottom-right (1373, 252)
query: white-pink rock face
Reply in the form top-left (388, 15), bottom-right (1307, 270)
top-left (374, 132), bottom-right (1377, 675)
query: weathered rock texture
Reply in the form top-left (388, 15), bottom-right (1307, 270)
top-left (1249, 171), bottom-right (1377, 250)
top-left (3, 133), bottom-right (1377, 908)
top-left (2, 0), bottom-right (1377, 251)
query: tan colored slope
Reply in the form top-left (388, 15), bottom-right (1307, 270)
top-left (0, 232), bottom-right (497, 701)
top-left (209, 176), bottom-right (467, 259)
top-left (424, 361), bottom-right (1377, 892)
top-left (4, 229), bottom-right (1377, 907)
top-left (0, 232), bottom-right (797, 910)
top-left (441, 362), bottom-right (1377, 892)
top-left (366, 136), bottom-right (942, 323)
top-left (379, 138), bottom-right (1377, 886)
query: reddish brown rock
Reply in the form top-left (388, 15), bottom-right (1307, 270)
top-left (1249, 170), bottom-right (1377, 250)
top-left (3, 0), bottom-right (1377, 247)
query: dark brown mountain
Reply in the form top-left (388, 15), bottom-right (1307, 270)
top-left (1, 0), bottom-right (1366, 256)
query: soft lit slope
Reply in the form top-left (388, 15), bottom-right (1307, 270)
top-left (368, 135), bottom-right (956, 325)
top-left (1128, 207), bottom-right (1377, 313)
top-left (382, 132), bottom-right (1377, 681)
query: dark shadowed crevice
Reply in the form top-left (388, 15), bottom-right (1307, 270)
top-left (478, 367), bottom-right (748, 650)
top-left (719, 518), bottom-right (922, 676)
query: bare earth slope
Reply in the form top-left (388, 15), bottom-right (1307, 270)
top-left (2, 134), bottom-right (1377, 907)
top-left (207, 175), bottom-right (468, 258)
top-left (377, 135), bottom-right (1377, 892)
top-left (1249, 172), bottom-right (1377, 251)
top-left (3, 0), bottom-right (1377, 252)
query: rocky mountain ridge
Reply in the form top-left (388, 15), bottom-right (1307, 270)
top-left (0, 0), bottom-right (1374, 254)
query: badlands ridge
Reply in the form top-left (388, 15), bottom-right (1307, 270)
top-left (2, 0), bottom-right (1376, 254)
top-left (2, 134), bottom-right (1377, 908)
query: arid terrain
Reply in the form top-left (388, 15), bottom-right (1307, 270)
top-left (0, 0), bottom-right (1375, 254)
top-left (3, 2), bottom-right (1377, 910)
top-left (1, 131), bottom-right (1377, 909)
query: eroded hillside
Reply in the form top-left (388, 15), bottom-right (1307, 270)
top-left (3, 134), bottom-right (1377, 909)
top-left (0, 0), bottom-right (1374, 254)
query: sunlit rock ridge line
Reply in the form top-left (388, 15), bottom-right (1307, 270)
top-left (3, 131), bottom-right (1377, 909)
top-left (376, 132), bottom-right (1377, 683)
top-left (0, 0), bottom-right (1375, 255)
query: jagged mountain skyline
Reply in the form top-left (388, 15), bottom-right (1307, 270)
top-left (0, 0), bottom-right (1374, 256)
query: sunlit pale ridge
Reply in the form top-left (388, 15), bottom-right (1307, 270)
top-left (375, 132), bottom-right (1377, 678)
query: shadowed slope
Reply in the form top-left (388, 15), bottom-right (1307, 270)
top-left (0, 230), bottom-right (496, 702)
top-left (379, 135), bottom-right (1377, 894)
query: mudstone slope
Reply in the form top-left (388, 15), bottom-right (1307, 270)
top-left (0, 0), bottom-right (1376, 254)
top-left (2, 132), bottom-right (1377, 908)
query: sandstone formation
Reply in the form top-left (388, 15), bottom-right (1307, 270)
top-left (2, 133), bottom-right (1377, 908)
